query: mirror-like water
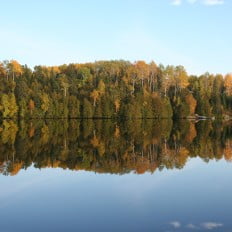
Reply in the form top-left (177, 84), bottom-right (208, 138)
top-left (0, 119), bottom-right (232, 231)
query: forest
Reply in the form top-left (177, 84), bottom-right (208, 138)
top-left (0, 119), bottom-right (232, 176)
top-left (0, 59), bottom-right (232, 119)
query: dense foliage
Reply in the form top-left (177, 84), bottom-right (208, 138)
top-left (1, 60), bottom-right (232, 119)
top-left (0, 119), bottom-right (232, 176)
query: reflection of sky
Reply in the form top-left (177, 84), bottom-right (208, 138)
top-left (0, 158), bottom-right (231, 231)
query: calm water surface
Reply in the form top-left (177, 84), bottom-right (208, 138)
top-left (0, 119), bottom-right (232, 232)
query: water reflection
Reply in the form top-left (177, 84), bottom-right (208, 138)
top-left (0, 119), bottom-right (231, 176)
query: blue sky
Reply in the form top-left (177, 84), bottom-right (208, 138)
top-left (0, 0), bottom-right (231, 75)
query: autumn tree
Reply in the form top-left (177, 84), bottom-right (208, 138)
top-left (224, 73), bottom-right (232, 96)
top-left (28, 99), bottom-right (35, 116)
top-left (40, 93), bottom-right (50, 114)
top-left (0, 62), bottom-right (6, 78)
top-left (0, 94), bottom-right (18, 118)
top-left (134, 61), bottom-right (149, 88)
top-left (185, 93), bottom-right (197, 116)
top-left (8, 60), bottom-right (22, 81)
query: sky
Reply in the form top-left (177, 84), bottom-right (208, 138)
top-left (0, 0), bottom-right (231, 75)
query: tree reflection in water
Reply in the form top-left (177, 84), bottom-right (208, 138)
top-left (0, 119), bottom-right (231, 176)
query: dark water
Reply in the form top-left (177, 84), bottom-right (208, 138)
top-left (0, 119), bottom-right (232, 232)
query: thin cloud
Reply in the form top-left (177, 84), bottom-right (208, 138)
top-left (187, 0), bottom-right (198, 4)
top-left (203, 0), bottom-right (224, 5)
top-left (186, 223), bottom-right (199, 229)
top-left (171, 0), bottom-right (225, 5)
top-left (170, 221), bottom-right (181, 228)
top-left (201, 222), bottom-right (223, 230)
top-left (171, 0), bottom-right (182, 5)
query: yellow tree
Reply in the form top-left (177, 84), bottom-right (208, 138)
top-left (224, 73), bottom-right (232, 96)
top-left (90, 80), bottom-right (106, 107)
top-left (0, 62), bottom-right (6, 77)
top-left (8, 60), bottom-right (22, 81)
top-left (114, 99), bottom-right (120, 112)
top-left (28, 99), bottom-right (35, 116)
top-left (134, 61), bottom-right (149, 88)
top-left (167, 65), bottom-right (188, 96)
top-left (149, 61), bottom-right (158, 92)
top-left (59, 76), bottom-right (69, 98)
top-left (185, 93), bottom-right (197, 115)
top-left (185, 123), bottom-right (197, 143)
top-left (224, 140), bottom-right (232, 162)
top-left (90, 90), bottom-right (100, 107)
top-left (0, 94), bottom-right (18, 118)
top-left (98, 80), bottom-right (105, 95)
top-left (127, 65), bottom-right (137, 94)
top-left (41, 93), bottom-right (50, 113)
top-left (162, 66), bottom-right (173, 97)
top-left (174, 66), bottom-right (189, 95)
top-left (10, 162), bottom-right (23, 176)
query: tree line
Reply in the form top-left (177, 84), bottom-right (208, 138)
top-left (0, 59), bottom-right (232, 119)
top-left (0, 119), bottom-right (232, 176)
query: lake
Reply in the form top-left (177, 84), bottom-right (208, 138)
top-left (0, 119), bottom-right (231, 232)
